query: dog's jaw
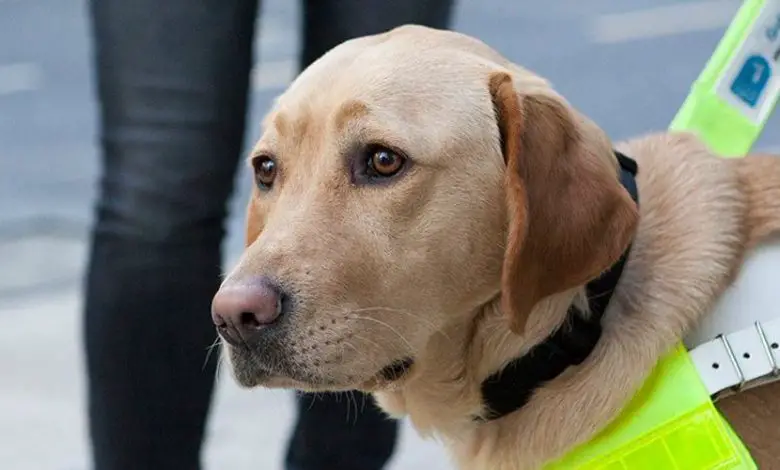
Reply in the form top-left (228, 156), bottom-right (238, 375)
top-left (371, 293), bottom-right (584, 470)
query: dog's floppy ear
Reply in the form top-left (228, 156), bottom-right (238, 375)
top-left (489, 72), bottom-right (639, 334)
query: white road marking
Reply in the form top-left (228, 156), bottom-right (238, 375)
top-left (590, 1), bottom-right (740, 44)
top-left (251, 59), bottom-right (297, 91)
top-left (0, 62), bottom-right (43, 95)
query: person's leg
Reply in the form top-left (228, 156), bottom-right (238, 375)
top-left (288, 5), bottom-right (455, 470)
top-left (299, 0), bottom-right (455, 70)
top-left (84, 1), bottom-right (258, 469)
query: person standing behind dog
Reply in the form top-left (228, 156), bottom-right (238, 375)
top-left (83, 1), bottom-right (454, 469)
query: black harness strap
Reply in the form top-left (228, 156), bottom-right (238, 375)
top-left (478, 151), bottom-right (640, 422)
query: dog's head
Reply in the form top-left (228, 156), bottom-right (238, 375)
top-left (212, 25), bottom-right (638, 392)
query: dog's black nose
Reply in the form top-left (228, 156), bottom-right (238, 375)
top-left (211, 277), bottom-right (285, 345)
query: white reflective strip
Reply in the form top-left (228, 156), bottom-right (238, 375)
top-left (690, 338), bottom-right (742, 394)
top-left (764, 320), bottom-right (780, 367)
top-left (690, 318), bottom-right (780, 397)
top-left (728, 328), bottom-right (773, 384)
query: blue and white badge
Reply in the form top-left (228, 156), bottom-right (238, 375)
top-left (717, 3), bottom-right (780, 124)
top-left (730, 55), bottom-right (772, 107)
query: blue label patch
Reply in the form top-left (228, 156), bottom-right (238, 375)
top-left (730, 55), bottom-right (772, 107)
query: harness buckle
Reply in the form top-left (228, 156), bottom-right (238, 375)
top-left (754, 321), bottom-right (779, 377)
top-left (716, 333), bottom-right (746, 392)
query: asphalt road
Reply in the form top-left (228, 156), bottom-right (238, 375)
top-left (1, 0), bottom-right (778, 469)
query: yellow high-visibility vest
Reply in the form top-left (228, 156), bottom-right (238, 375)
top-left (546, 346), bottom-right (754, 469)
top-left (547, 0), bottom-right (779, 467)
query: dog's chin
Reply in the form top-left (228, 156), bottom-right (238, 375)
top-left (231, 367), bottom-right (368, 392)
top-left (229, 363), bottom-right (350, 390)
top-left (228, 350), bottom-right (416, 393)
top-left (226, 349), bottom-right (345, 390)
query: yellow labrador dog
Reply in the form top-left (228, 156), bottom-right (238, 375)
top-left (212, 25), bottom-right (780, 469)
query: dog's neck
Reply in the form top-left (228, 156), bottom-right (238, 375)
top-left (374, 290), bottom-right (580, 435)
top-left (374, 152), bottom-right (640, 456)
top-left (375, 274), bottom-right (624, 469)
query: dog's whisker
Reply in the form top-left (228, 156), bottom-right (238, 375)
top-left (203, 336), bottom-right (222, 371)
top-left (214, 353), bottom-right (225, 380)
top-left (343, 339), bottom-right (389, 375)
top-left (347, 316), bottom-right (416, 352)
top-left (347, 390), bottom-right (357, 424)
top-left (349, 333), bottom-right (384, 352)
top-left (346, 389), bottom-right (357, 424)
top-left (346, 306), bottom-right (442, 332)
top-left (347, 335), bottom-right (413, 376)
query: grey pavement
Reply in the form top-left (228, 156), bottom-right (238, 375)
top-left (1, 0), bottom-right (778, 469)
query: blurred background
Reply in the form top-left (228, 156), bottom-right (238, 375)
top-left (1, 0), bottom-right (778, 469)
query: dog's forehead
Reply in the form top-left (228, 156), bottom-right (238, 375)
top-left (256, 27), bottom-right (525, 165)
top-left (266, 53), bottom-right (501, 151)
top-left (290, 25), bottom-right (510, 91)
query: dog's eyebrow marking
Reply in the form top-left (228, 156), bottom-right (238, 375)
top-left (333, 100), bottom-right (369, 131)
top-left (277, 106), bottom-right (315, 141)
top-left (272, 112), bottom-right (290, 137)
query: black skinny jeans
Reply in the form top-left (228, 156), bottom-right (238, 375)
top-left (84, 1), bottom-right (453, 469)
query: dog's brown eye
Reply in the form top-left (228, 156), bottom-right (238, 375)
top-left (351, 144), bottom-right (409, 185)
top-left (253, 156), bottom-right (277, 190)
top-left (367, 147), bottom-right (405, 178)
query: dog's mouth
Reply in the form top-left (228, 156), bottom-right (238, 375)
top-left (359, 357), bottom-right (415, 391)
top-left (227, 341), bottom-right (416, 390)
top-left (377, 357), bottom-right (415, 382)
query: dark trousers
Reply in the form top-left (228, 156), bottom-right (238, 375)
top-left (84, 1), bottom-right (453, 469)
